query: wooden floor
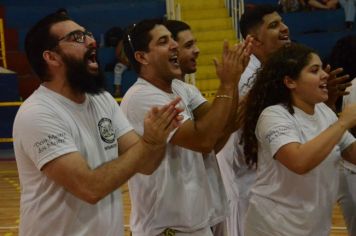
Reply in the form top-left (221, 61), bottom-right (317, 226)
top-left (0, 160), bottom-right (349, 236)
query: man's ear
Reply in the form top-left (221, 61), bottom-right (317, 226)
top-left (134, 51), bottom-right (149, 65)
top-left (43, 50), bottom-right (61, 67)
top-left (251, 35), bottom-right (262, 47)
top-left (283, 75), bottom-right (296, 89)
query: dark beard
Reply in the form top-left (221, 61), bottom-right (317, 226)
top-left (61, 49), bottom-right (106, 95)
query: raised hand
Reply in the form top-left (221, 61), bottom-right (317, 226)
top-left (142, 97), bottom-right (183, 146)
top-left (213, 36), bottom-right (253, 88)
top-left (324, 65), bottom-right (352, 110)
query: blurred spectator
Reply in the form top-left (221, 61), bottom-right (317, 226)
top-left (104, 27), bottom-right (129, 97)
top-left (279, 0), bottom-right (305, 12)
top-left (307, 0), bottom-right (339, 9)
top-left (339, 0), bottom-right (356, 29)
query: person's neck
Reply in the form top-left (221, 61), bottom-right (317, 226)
top-left (43, 80), bottom-right (86, 104)
top-left (252, 48), bottom-right (269, 65)
top-left (255, 53), bottom-right (267, 65)
top-left (140, 73), bottom-right (173, 93)
top-left (292, 97), bottom-right (315, 115)
top-left (179, 73), bottom-right (186, 82)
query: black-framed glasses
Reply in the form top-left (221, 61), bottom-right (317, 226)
top-left (57, 30), bottom-right (94, 44)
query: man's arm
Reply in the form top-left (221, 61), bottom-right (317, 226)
top-left (191, 88), bottom-right (240, 154)
top-left (42, 99), bottom-right (182, 204)
top-left (170, 40), bottom-right (251, 153)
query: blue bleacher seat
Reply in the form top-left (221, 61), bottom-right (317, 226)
top-left (294, 30), bottom-right (353, 60)
top-left (281, 8), bottom-right (356, 60)
top-left (282, 9), bottom-right (344, 37)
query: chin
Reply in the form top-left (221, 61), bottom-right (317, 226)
top-left (189, 68), bottom-right (197, 74)
top-left (88, 67), bottom-right (99, 75)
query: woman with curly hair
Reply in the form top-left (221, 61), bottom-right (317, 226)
top-left (241, 43), bottom-right (356, 235)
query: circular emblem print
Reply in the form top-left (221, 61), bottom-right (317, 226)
top-left (98, 118), bottom-right (115, 143)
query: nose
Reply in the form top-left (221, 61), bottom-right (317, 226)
top-left (194, 45), bottom-right (200, 56)
top-left (85, 35), bottom-right (97, 48)
top-left (170, 38), bottom-right (179, 50)
top-left (280, 22), bottom-right (289, 33)
top-left (321, 69), bottom-right (329, 79)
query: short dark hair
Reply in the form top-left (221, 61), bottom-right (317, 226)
top-left (164, 20), bottom-right (190, 41)
top-left (25, 12), bottom-right (71, 81)
top-left (104, 26), bottom-right (124, 47)
top-left (239, 4), bottom-right (279, 39)
top-left (123, 18), bottom-right (164, 73)
top-left (55, 8), bottom-right (68, 15)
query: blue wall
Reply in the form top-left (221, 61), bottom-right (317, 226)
top-left (2, 0), bottom-right (166, 50)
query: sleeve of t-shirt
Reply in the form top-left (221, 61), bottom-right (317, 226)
top-left (256, 106), bottom-right (301, 158)
top-left (185, 83), bottom-right (207, 110)
top-left (121, 86), bottom-right (190, 141)
top-left (15, 105), bottom-right (78, 170)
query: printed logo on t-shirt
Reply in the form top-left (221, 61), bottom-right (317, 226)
top-left (265, 126), bottom-right (289, 143)
top-left (98, 118), bottom-right (115, 143)
top-left (33, 132), bottom-right (67, 154)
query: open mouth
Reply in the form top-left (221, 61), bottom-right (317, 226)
top-left (319, 83), bottom-right (328, 92)
top-left (86, 49), bottom-right (99, 70)
top-left (279, 35), bottom-right (290, 42)
top-left (190, 58), bottom-right (197, 67)
top-left (169, 53), bottom-right (180, 67)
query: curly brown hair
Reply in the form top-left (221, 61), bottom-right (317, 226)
top-left (240, 43), bottom-right (316, 167)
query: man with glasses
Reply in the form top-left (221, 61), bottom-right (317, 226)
top-left (13, 12), bottom-right (182, 236)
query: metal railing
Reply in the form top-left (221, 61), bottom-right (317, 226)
top-left (0, 18), bottom-right (7, 68)
top-left (164, 0), bottom-right (245, 85)
top-left (225, 0), bottom-right (245, 40)
top-left (166, 0), bottom-right (181, 20)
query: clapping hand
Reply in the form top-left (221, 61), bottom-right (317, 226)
top-left (213, 36), bottom-right (253, 88)
top-left (143, 97), bottom-right (183, 147)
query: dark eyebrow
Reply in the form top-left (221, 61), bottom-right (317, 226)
top-left (184, 39), bottom-right (195, 46)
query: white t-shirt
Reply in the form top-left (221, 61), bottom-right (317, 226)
top-left (342, 78), bottom-right (356, 108)
top-left (183, 82), bottom-right (228, 227)
top-left (121, 78), bottom-right (228, 236)
top-left (245, 103), bottom-right (355, 236)
top-left (13, 86), bottom-right (132, 236)
top-left (238, 54), bottom-right (261, 97)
